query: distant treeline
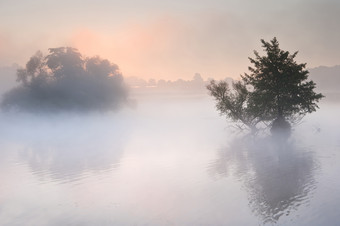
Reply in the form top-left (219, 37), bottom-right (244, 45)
top-left (125, 66), bottom-right (340, 94)
top-left (125, 73), bottom-right (234, 93)
top-left (309, 65), bottom-right (340, 92)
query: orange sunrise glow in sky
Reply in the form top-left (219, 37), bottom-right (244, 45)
top-left (1, 0), bottom-right (340, 80)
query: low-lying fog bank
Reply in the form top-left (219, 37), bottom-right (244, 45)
top-left (0, 90), bottom-right (339, 225)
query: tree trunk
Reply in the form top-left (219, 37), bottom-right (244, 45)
top-left (270, 116), bottom-right (291, 139)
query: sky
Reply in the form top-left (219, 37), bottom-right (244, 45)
top-left (0, 0), bottom-right (339, 80)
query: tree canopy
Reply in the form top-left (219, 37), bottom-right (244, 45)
top-left (207, 37), bottom-right (324, 133)
top-left (1, 47), bottom-right (128, 112)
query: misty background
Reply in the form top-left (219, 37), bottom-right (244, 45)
top-left (1, 0), bottom-right (340, 225)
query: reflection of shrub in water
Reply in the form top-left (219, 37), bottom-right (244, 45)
top-left (209, 137), bottom-right (317, 224)
top-left (5, 115), bottom-right (127, 182)
top-left (19, 140), bottom-right (124, 182)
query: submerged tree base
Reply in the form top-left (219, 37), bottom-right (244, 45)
top-left (270, 117), bottom-right (291, 139)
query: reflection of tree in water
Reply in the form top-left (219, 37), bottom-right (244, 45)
top-left (209, 137), bottom-right (318, 224)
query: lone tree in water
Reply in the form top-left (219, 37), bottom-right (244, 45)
top-left (207, 37), bottom-right (324, 135)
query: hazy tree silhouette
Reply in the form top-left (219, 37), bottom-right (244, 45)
top-left (207, 38), bottom-right (324, 135)
top-left (1, 47), bottom-right (128, 112)
top-left (207, 80), bottom-right (258, 132)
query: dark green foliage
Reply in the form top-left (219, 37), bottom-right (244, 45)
top-left (242, 37), bottom-right (324, 122)
top-left (208, 38), bottom-right (324, 132)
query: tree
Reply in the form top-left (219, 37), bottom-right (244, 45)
top-left (1, 47), bottom-right (128, 112)
top-left (208, 38), bottom-right (324, 134)
top-left (207, 80), bottom-right (259, 132)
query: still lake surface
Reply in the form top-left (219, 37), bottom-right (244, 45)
top-left (1, 91), bottom-right (340, 225)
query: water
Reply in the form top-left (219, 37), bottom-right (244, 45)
top-left (0, 92), bottom-right (340, 225)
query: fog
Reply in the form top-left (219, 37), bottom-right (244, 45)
top-left (0, 83), bottom-right (340, 225)
top-left (1, 61), bottom-right (340, 225)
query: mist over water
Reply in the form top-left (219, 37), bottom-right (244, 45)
top-left (1, 89), bottom-right (340, 225)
